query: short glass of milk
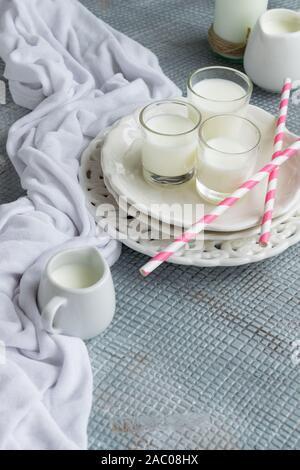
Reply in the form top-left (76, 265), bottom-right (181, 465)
top-left (187, 66), bottom-right (253, 121)
top-left (139, 100), bottom-right (202, 186)
top-left (196, 114), bottom-right (261, 204)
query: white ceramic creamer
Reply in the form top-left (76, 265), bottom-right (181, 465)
top-left (38, 247), bottom-right (115, 339)
top-left (244, 9), bottom-right (300, 92)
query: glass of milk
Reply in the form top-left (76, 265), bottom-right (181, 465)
top-left (212, 0), bottom-right (269, 60)
top-left (139, 100), bottom-right (201, 186)
top-left (187, 66), bottom-right (253, 121)
top-left (196, 114), bottom-right (261, 204)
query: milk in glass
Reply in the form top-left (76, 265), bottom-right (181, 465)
top-left (140, 100), bottom-right (201, 185)
top-left (187, 67), bottom-right (252, 121)
top-left (197, 115), bottom-right (260, 203)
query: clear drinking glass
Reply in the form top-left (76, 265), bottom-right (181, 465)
top-left (187, 66), bottom-right (253, 121)
top-left (196, 114), bottom-right (261, 204)
top-left (139, 100), bottom-right (202, 186)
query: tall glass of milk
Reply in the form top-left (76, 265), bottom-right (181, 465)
top-left (139, 100), bottom-right (201, 186)
top-left (212, 0), bottom-right (269, 60)
top-left (196, 114), bottom-right (261, 204)
top-left (187, 66), bottom-right (253, 121)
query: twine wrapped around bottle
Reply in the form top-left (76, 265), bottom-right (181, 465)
top-left (208, 25), bottom-right (251, 58)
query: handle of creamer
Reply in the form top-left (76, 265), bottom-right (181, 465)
top-left (41, 296), bottom-right (67, 334)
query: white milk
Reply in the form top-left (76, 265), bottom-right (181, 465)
top-left (188, 79), bottom-right (247, 120)
top-left (197, 137), bottom-right (254, 195)
top-left (146, 114), bottom-right (193, 134)
top-left (52, 263), bottom-right (100, 289)
top-left (142, 114), bottom-right (198, 177)
top-left (192, 79), bottom-right (245, 101)
top-left (263, 15), bottom-right (300, 34)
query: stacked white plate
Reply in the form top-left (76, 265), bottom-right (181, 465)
top-left (79, 105), bottom-right (300, 267)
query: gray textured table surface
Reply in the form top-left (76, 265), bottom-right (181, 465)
top-left (1, 0), bottom-right (300, 450)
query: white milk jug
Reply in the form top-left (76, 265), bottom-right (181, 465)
top-left (244, 9), bottom-right (300, 92)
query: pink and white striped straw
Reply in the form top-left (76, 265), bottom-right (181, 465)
top-left (259, 78), bottom-right (292, 246)
top-left (140, 139), bottom-right (300, 277)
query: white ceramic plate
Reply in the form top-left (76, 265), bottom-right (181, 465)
top-left (103, 172), bottom-right (300, 241)
top-left (101, 105), bottom-right (300, 232)
top-left (79, 134), bottom-right (300, 268)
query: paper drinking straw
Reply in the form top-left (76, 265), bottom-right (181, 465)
top-left (140, 139), bottom-right (300, 277)
top-left (259, 78), bottom-right (292, 246)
